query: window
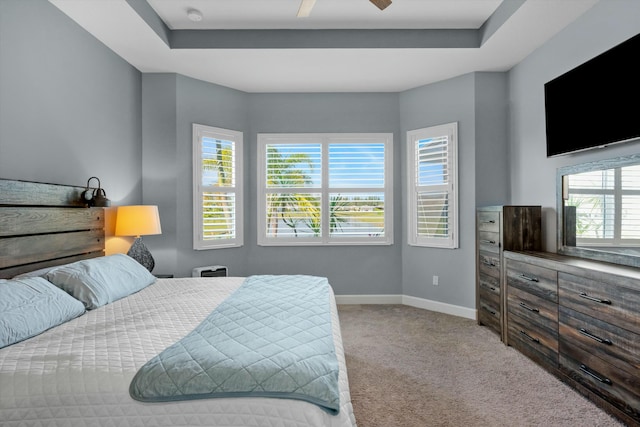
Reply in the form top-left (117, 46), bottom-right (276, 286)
top-left (407, 122), bottom-right (458, 248)
top-left (565, 165), bottom-right (640, 246)
top-left (192, 124), bottom-right (243, 249)
top-left (257, 133), bottom-right (393, 246)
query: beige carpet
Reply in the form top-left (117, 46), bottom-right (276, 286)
top-left (337, 304), bottom-right (624, 427)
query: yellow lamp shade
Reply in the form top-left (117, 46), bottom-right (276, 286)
top-left (115, 205), bottom-right (162, 237)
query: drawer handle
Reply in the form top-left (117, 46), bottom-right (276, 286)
top-left (519, 273), bottom-right (539, 282)
top-left (519, 330), bottom-right (540, 344)
top-left (480, 239), bottom-right (496, 245)
top-left (482, 260), bottom-right (496, 267)
top-left (579, 364), bottom-right (612, 385)
top-left (482, 306), bottom-right (497, 316)
top-left (519, 302), bottom-right (539, 313)
top-left (579, 292), bottom-right (612, 305)
top-left (579, 328), bottom-right (613, 345)
top-left (482, 220), bottom-right (496, 224)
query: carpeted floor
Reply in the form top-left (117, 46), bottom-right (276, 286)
top-left (337, 304), bottom-right (624, 427)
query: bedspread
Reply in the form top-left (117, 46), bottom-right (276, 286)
top-left (130, 275), bottom-right (340, 413)
top-left (0, 277), bottom-right (357, 427)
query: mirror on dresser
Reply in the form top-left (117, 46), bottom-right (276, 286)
top-left (557, 153), bottom-right (640, 268)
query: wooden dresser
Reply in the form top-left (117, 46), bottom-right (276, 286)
top-left (475, 206), bottom-right (542, 340)
top-left (504, 251), bottom-right (640, 426)
top-left (504, 254), bottom-right (558, 372)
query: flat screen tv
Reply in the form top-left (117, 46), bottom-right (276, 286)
top-left (545, 32), bottom-right (640, 157)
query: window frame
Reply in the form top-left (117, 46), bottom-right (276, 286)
top-left (407, 122), bottom-right (459, 249)
top-left (257, 133), bottom-right (393, 246)
top-left (192, 123), bottom-right (243, 250)
top-left (567, 165), bottom-right (640, 247)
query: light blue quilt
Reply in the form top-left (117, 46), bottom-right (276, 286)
top-left (129, 275), bottom-right (341, 414)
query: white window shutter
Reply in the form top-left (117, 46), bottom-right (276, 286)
top-left (258, 133), bottom-right (393, 246)
top-left (408, 122), bottom-right (458, 248)
top-left (193, 124), bottom-right (243, 250)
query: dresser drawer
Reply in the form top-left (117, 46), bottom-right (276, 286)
top-left (477, 211), bottom-right (500, 233)
top-left (479, 282), bottom-right (500, 311)
top-left (478, 251), bottom-right (500, 279)
top-left (479, 271), bottom-right (500, 298)
top-left (478, 299), bottom-right (501, 335)
top-left (506, 258), bottom-right (558, 302)
top-left (507, 285), bottom-right (558, 336)
top-left (507, 312), bottom-right (558, 371)
top-left (559, 272), bottom-right (640, 335)
top-left (478, 231), bottom-right (500, 254)
top-left (559, 351), bottom-right (640, 421)
top-left (559, 305), bottom-right (640, 376)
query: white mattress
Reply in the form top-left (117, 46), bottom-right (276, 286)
top-left (0, 277), bottom-right (357, 427)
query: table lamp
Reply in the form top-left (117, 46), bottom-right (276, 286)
top-left (115, 205), bottom-right (162, 272)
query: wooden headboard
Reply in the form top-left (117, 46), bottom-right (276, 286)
top-left (0, 179), bottom-right (105, 279)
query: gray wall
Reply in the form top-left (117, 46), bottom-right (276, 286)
top-left (141, 74), bottom-right (179, 275)
top-left (142, 84), bottom-right (403, 295)
top-left (0, 0), bottom-right (516, 309)
top-left (0, 0), bottom-right (142, 205)
top-left (175, 75), bottom-right (250, 278)
top-left (246, 93), bottom-right (402, 296)
top-left (508, 0), bottom-right (640, 252)
top-left (475, 72), bottom-right (509, 207)
top-left (399, 72), bottom-right (508, 309)
top-left (6, 0), bottom-right (640, 311)
top-left (141, 74), bottom-right (250, 277)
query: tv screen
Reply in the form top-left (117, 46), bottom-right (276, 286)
top-left (545, 33), bottom-right (640, 157)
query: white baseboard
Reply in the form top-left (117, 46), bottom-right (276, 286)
top-left (402, 295), bottom-right (476, 320)
top-left (335, 294), bottom-right (476, 320)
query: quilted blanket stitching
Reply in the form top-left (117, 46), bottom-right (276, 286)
top-left (129, 275), bottom-right (341, 414)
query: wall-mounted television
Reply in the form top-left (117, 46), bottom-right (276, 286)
top-left (545, 32), bottom-right (640, 157)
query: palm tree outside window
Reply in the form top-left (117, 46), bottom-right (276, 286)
top-left (258, 133), bottom-right (393, 246)
top-left (193, 124), bottom-right (243, 250)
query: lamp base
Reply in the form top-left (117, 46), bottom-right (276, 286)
top-left (127, 237), bottom-right (155, 272)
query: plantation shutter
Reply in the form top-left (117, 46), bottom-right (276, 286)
top-left (408, 123), bottom-right (458, 248)
top-left (264, 143), bottom-right (322, 239)
top-left (621, 165), bottom-right (640, 239)
top-left (566, 169), bottom-right (614, 240)
top-left (328, 143), bottom-right (386, 238)
top-left (201, 137), bottom-right (236, 240)
top-left (193, 124), bottom-right (243, 250)
top-left (258, 134), bottom-right (393, 246)
top-left (328, 143), bottom-right (385, 188)
top-left (567, 164), bottom-right (640, 243)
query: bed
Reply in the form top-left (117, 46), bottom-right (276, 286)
top-left (0, 178), bottom-right (357, 427)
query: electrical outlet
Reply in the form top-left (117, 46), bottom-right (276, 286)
top-left (432, 275), bottom-right (439, 286)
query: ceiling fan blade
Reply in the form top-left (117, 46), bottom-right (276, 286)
top-left (297, 0), bottom-right (317, 17)
top-left (370, 0), bottom-right (392, 11)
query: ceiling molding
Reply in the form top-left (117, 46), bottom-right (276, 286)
top-left (125, 0), bottom-right (171, 46)
top-left (126, 0), bottom-right (525, 50)
top-left (170, 29), bottom-right (480, 50)
top-left (479, 0), bottom-right (526, 44)
top-left (49, 0), bottom-right (599, 93)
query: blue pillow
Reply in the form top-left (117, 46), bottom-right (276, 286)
top-left (12, 265), bottom-right (58, 279)
top-left (0, 277), bottom-right (86, 348)
top-left (46, 254), bottom-right (157, 310)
